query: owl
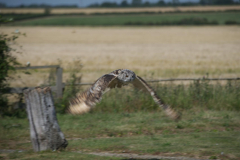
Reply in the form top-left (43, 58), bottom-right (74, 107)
top-left (68, 69), bottom-right (180, 120)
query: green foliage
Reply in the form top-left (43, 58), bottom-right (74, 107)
top-left (0, 14), bottom-right (48, 24)
top-left (132, 0), bottom-right (142, 6)
top-left (200, 0), bottom-right (235, 5)
top-left (44, 8), bottom-right (51, 15)
top-left (225, 20), bottom-right (240, 25)
top-left (100, 2), bottom-right (118, 8)
top-left (0, 30), bottom-right (22, 116)
top-left (0, 15), bottom-right (13, 24)
top-left (93, 80), bottom-right (240, 113)
top-left (125, 17), bottom-right (219, 25)
top-left (7, 12), bottom-right (240, 26)
top-left (44, 59), bottom-right (83, 114)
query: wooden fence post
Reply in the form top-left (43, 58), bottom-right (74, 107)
top-left (56, 67), bottom-right (63, 98)
top-left (24, 87), bottom-right (68, 152)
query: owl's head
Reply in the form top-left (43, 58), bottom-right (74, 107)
top-left (117, 69), bottom-right (136, 83)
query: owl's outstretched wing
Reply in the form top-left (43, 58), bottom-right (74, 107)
top-left (132, 76), bottom-right (180, 120)
top-left (67, 72), bottom-right (124, 115)
top-left (68, 69), bottom-right (180, 120)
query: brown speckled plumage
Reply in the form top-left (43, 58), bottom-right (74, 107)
top-left (67, 69), bottom-right (180, 120)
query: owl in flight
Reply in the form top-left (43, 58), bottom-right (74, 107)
top-left (68, 69), bottom-right (180, 120)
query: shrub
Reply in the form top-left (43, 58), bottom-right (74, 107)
top-left (0, 26), bottom-right (23, 116)
top-left (225, 20), bottom-right (240, 25)
top-left (43, 59), bottom-right (83, 114)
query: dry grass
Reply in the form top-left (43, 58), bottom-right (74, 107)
top-left (1, 5), bottom-right (240, 14)
top-left (0, 8), bottom-right (44, 14)
top-left (1, 26), bottom-right (240, 87)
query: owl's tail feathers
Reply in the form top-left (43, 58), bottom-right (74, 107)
top-left (67, 97), bottom-right (91, 115)
top-left (164, 106), bottom-right (181, 121)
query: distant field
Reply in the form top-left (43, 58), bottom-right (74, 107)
top-left (1, 26), bottom-right (240, 87)
top-left (6, 12), bottom-right (240, 26)
top-left (1, 5), bottom-right (240, 14)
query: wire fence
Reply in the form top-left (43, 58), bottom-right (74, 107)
top-left (10, 65), bottom-right (240, 98)
top-left (67, 77), bottom-right (240, 86)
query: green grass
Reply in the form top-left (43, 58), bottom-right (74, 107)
top-left (1, 110), bottom-right (240, 159)
top-left (1, 80), bottom-right (240, 159)
top-left (68, 131), bottom-right (240, 158)
top-left (6, 12), bottom-right (240, 26)
top-left (90, 80), bottom-right (240, 114)
top-left (0, 150), bottom-right (122, 160)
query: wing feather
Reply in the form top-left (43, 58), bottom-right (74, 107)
top-left (67, 74), bottom-right (122, 115)
top-left (68, 69), bottom-right (180, 120)
top-left (132, 76), bottom-right (180, 120)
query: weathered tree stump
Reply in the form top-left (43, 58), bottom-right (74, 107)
top-left (24, 87), bottom-right (68, 152)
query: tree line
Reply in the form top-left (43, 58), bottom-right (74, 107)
top-left (0, 3), bottom-right (78, 8)
top-left (89, 0), bottom-right (239, 8)
top-left (0, 0), bottom-right (239, 9)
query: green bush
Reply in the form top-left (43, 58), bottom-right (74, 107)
top-left (0, 27), bottom-right (23, 116)
top-left (43, 59), bottom-right (83, 114)
top-left (225, 20), bottom-right (240, 25)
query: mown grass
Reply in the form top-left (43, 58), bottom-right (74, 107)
top-left (1, 110), bottom-right (240, 159)
top-left (6, 12), bottom-right (240, 26)
top-left (68, 131), bottom-right (240, 159)
top-left (0, 150), bottom-right (122, 160)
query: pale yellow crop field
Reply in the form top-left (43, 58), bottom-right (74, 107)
top-left (1, 5), bottom-right (240, 14)
top-left (1, 26), bottom-right (240, 87)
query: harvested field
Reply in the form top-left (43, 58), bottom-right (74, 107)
top-left (1, 5), bottom-right (240, 14)
top-left (51, 5), bottom-right (240, 14)
top-left (0, 8), bottom-right (44, 14)
top-left (1, 26), bottom-right (240, 87)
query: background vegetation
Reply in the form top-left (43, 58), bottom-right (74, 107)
top-left (92, 80), bottom-right (240, 114)
top-left (0, 0), bottom-right (239, 8)
top-left (0, 17), bottom-right (24, 117)
top-left (3, 11), bottom-right (240, 26)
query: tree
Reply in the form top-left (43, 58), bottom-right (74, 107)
top-left (100, 2), bottom-right (118, 7)
top-left (120, 0), bottom-right (129, 7)
top-left (132, 0), bottom-right (142, 6)
top-left (157, 0), bottom-right (166, 6)
top-left (0, 16), bottom-right (23, 116)
top-left (143, 1), bottom-right (151, 6)
top-left (199, 0), bottom-right (208, 5)
top-left (214, 0), bottom-right (234, 5)
top-left (0, 2), bottom-right (6, 8)
top-left (172, 0), bottom-right (180, 6)
top-left (199, 0), bottom-right (234, 5)
top-left (88, 3), bottom-right (100, 8)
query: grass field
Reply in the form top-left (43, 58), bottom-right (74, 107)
top-left (5, 12), bottom-right (240, 26)
top-left (1, 111), bottom-right (240, 159)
